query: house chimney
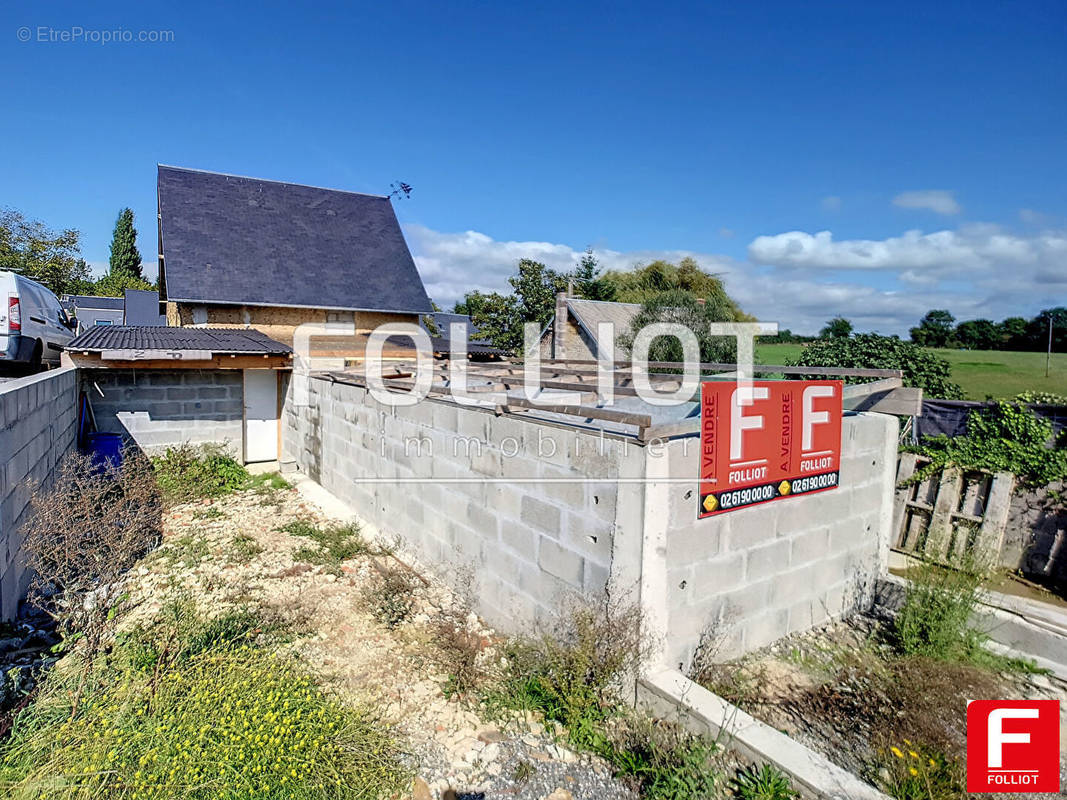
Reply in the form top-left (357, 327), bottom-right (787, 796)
top-left (553, 291), bottom-right (568, 359)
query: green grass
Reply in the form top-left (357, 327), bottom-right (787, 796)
top-left (0, 606), bottom-right (410, 799)
top-left (757, 343), bottom-right (1067, 400)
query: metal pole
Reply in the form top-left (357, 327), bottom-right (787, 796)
top-left (1047, 315), bottom-right (1053, 379)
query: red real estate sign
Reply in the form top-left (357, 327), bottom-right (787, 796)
top-left (967, 700), bottom-right (1061, 793)
top-left (699, 380), bottom-right (843, 518)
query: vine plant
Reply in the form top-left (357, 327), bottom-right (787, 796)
top-left (903, 401), bottom-right (1067, 491)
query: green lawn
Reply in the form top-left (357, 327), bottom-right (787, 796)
top-left (756, 342), bottom-right (1067, 400)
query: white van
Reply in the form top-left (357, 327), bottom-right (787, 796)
top-left (0, 271), bottom-right (77, 372)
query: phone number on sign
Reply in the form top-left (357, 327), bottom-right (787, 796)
top-left (791, 472), bottom-right (838, 494)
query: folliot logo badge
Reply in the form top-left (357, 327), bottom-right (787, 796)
top-left (967, 700), bottom-right (1061, 793)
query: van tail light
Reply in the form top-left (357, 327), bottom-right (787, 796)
top-left (8, 296), bottom-right (20, 332)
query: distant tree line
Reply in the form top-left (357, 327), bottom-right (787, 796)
top-left (0, 207), bottom-right (153, 299)
top-left (909, 308), bottom-right (1066, 352)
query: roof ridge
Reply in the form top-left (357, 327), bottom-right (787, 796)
top-left (157, 164), bottom-right (390, 200)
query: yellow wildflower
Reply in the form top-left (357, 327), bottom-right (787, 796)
top-left (891, 746), bottom-right (904, 759)
top-left (909, 767), bottom-right (918, 776)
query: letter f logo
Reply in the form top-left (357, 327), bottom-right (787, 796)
top-left (988, 708), bottom-right (1038, 767)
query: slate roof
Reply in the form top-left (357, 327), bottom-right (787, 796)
top-left (66, 326), bottom-right (292, 354)
top-left (562, 298), bottom-right (643, 360)
top-left (157, 165), bottom-right (433, 314)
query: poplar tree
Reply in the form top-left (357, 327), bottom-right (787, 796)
top-left (108, 207), bottom-right (143, 279)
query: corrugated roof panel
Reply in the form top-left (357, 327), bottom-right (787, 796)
top-left (66, 326), bottom-right (291, 354)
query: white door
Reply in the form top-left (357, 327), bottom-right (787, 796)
top-left (243, 369), bottom-right (279, 463)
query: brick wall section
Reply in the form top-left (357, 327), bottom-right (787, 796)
top-left (0, 368), bottom-right (78, 618)
top-left (82, 369), bottom-right (244, 456)
top-left (662, 412), bottom-right (898, 668)
top-left (283, 375), bottom-right (647, 633)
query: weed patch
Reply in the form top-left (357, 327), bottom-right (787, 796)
top-left (153, 444), bottom-right (250, 505)
top-left (280, 519), bottom-right (375, 569)
top-left (0, 646), bottom-right (409, 799)
top-left (364, 566), bottom-right (417, 629)
top-left (893, 558), bottom-right (1039, 672)
top-left (230, 533), bottom-right (264, 563)
top-left (483, 599), bottom-right (725, 799)
top-left (732, 763), bottom-right (799, 800)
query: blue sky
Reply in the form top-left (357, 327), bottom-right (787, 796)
top-left (2, 0), bottom-right (1064, 333)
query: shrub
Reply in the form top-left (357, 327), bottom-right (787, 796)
top-left (791, 334), bottom-right (964, 399)
top-left (152, 443), bottom-right (249, 505)
top-left (20, 450), bottom-right (161, 687)
top-left (492, 598), bottom-right (647, 749)
top-left (732, 763), bottom-right (799, 800)
top-left (0, 646), bottom-right (410, 799)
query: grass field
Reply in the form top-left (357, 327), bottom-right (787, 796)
top-left (756, 342), bottom-right (1067, 400)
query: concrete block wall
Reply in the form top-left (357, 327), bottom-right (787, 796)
top-left (83, 369), bottom-right (244, 456)
top-left (662, 412), bottom-right (899, 669)
top-left (0, 368), bottom-right (78, 618)
top-left (284, 375), bottom-right (647, 633)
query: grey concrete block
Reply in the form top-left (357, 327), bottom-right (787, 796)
top-left (520, 495), bottom-right (560, 535)
top-left (746, 538), bottom-right (791, 578)
top-left (789, 527), bottom-right (830, 567)
top-left (538, 537), bottom-right (584, 587)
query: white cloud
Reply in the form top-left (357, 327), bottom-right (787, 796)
top-left (405, 223), bottom-right (1066, 336)
top-left (747, 227), bottom-right (1066, 276)
top-left (892, 190), bottom-right (961, 215)
top-left (719, 227), bottom-right (735, 238)
top-left (821, 195), bottom-right (842, 212)
top-left (405, 224), bottom-right (734, 307)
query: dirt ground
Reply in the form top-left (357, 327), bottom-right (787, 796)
top-left (121, 479), bottom-right (639, 800)
top-left (694, 614), bottom-right (1067, 800)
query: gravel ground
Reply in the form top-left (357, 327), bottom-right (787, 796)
top-left (122, 481), bottom-right (641, 800)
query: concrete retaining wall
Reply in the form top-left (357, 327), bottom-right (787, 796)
top-left (283, 375), bottom-right (648, 632)
top-left (0, 368), bottom-right (78, 618)
top-left (82, 369), bottom-right (244, 456)
top-left (662, 413), bottom-right (899, 667)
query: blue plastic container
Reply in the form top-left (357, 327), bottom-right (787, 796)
top-left (86, 432), bottom-right (123, 471)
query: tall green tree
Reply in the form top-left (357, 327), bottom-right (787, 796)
top-left (572, 248), bottom-right (614, 301)
top-left (620, 288), bottom-right (742, 363)
top-left (819, 317), bottom-right (853, 339)
top-left (954, 319), bottom-right (1000, 350)
top-left (0, 209), bottom-right (93, 295)
top-left (108, 207), bottom-right (143, 279)
top-left (910, 309), bottom-right (956, 348)
top-left (453, 290), bottom-right (522, 352)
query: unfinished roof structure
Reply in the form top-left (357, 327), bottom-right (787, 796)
top-left (157, 165), bottom-right (433, 314)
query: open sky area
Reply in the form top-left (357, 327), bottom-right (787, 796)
top-left (2, 0), bottom-right (1064, 334)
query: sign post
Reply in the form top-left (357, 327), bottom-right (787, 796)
top-left (699, 379), bottom-right (843, 518)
